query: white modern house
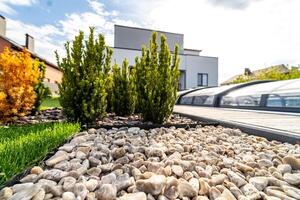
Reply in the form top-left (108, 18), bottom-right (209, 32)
top-left (112, 25), bottom-right (218, 90)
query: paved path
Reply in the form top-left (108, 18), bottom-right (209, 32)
top-left (174, 105), bottom-right (300, 143)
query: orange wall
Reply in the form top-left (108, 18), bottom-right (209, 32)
top-left (44, 65), bottom-right (62, 84)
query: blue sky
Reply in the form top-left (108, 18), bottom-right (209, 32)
top-left (1, 0), bottom-right (300, 82)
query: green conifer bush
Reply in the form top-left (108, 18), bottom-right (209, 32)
top-left (56, 27), bottom-right (112, 123)
top-left (111, 59), bottom-right (136, 116)
top-left (135, 32), bottom-right (180, 123)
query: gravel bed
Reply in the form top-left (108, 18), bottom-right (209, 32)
top-left (2, 109), bottom-right (197, 127)
top-left (1, 126), bottom-right (300, 200)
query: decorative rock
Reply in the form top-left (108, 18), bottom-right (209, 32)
top-left (281, 185), bottom-right (300, 199)
top-left (41, 169), bottom-right (67, 181)
top-left (87, 167), bottom-right (102, 176)
top-left (265, 187), bottom-right (296, 200)
top-left (249, 177), bottom-right (269, 191)
top-left (195, 196), bottom-right (209, 200)
top-left (240, 183), bottom-right (260, 200)
top-left (46, 151), bottom-right (69, 166)
top-left (115, 174), bottom-right (135, 191)
top-left (101, 173), bottom-right (117, 184)
top-left (235, 162), bottom-right (254, 173)
top-left (10, 185), bottom-right (41, 200)
top-left (87, 192), bottom-right (96, 200)
top-left (258, 159), bottom-right (273, 168)
top-left (182, 171), bottom-right (193, 180)
top-left (12, 183), bottom-right (34, 193)
top-left (88, 128), bottom-right (97, 134)
top-left (85, 179), bottom-right (99, 192)
top-left (277, 164), bottom-right (292, 174)
top-left (20, 174), bottom-right (38, 183)
top-left (136, 175), bottom-right (167, 196)
top-left (211, 174), bottom-right (226, 186)
top-left (178, 180), bottom-right (198, 198)
top-left (189, 178), bottom-right (200, 193)
top-left (199, 178), bottom-right (210, 195)
top-left (5, 125), bottom-right (300, 200)
top-left (163, 177), bottom-right (179, 199)
top-left (89, 157), bottom-right (101, 167)
top-left (220, 189), bottom-right (237, 200)
top-left (282, 156), bottom-right (300, 170)
top-left (172, 165), bottom-right (184, 177)
top-left (227, 171), bottom-right (247, 187)
top-left (209, 187), bottom-right (221, 200)
top-left (74, 183), bottom-right (89, 200)
top-left (113, 139), bottom-right (126, 146)
top-left (96, 184), bottom-right (117, 200)
top-left (32, 188), bottom-right (46, 200)
top-left (118, 192), bottom-right (147, 200)
top-left (0, 187), bottom-right (13, 199)
top-left (47, 185), bottom-right (63, 197)
top-left (283, 173), bottom-right (300, 185)
top-left (62, 192), bottom-right (76, 200)
top-left (112, 147), bottom-right (126, 159)
top-left (31, 166), bottom-right (44, 175)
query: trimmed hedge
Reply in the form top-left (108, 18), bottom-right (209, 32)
top-left (0, 123), bottom-right (80, 186)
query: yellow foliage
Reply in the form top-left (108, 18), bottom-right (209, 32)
top-left (0, 48), bottom-right (39, 122)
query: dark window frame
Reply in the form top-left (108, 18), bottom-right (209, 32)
top-left (197, 73), bottom-right (208, 86)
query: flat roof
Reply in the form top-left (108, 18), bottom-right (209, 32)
top-left (115, 24), bottom-right (184, 36)
top-left (184, 48), bottom-right (202, 52)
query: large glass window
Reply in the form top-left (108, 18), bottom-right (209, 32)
top-left (180, 96), bottom-right (194, 105)
top-left (198, 73), bottom-right (208, 86)
top-left (267, 93), bottom-right (300, 108)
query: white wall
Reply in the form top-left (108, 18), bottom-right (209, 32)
top-left (112, 48), bottom-right (218, 89)
top-left (184, 55), bottom-right (218, 88)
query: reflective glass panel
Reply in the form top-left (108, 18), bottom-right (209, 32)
top-left (180, 96), bottom-right (194, 105)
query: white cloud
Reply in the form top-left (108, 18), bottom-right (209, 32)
top-left (0, 0), bottom-right (36, 14)
top-left (143, 0), bottom-right (300, 82)
top-left (4, 0), bottom-right (300, 83)
top-left (206, 0), bottom-right (261, 9)
top-left (88, 0), bottom-right (118, 16)
top-left (4, 0), bottom-right (138, 62)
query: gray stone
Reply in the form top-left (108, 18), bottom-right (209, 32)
top-left (96, 184), bottom-right (117, 200)
top-left (46, 151), bottom-right (69, 166)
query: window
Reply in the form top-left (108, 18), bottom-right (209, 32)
top-left (267, 93), bottom-right (300, 108)
top-left (198, 73), bottom-right (208, 86)
top-left (180, 96), bottom-right (193, 105)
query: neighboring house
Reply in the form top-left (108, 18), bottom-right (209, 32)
top-left (112, 25), bottom-right (218, 90)
top-left (0, 15), bottom-right (62, 94)
top-left (222, 65), bottom-right (290, 85)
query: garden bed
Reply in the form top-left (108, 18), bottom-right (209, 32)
top-left (3, 109), bottom-right (217, 128)
top-left (1, 125), bottom-right (300, 200)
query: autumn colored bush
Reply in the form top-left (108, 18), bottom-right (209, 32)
top-left (0, 48), bottom-right (39, 122)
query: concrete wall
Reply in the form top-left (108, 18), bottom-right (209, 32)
top-left (114, 25), bottom-right (184, 53)
top-left (113, 47), bottom-right (218, 89)
top-left (183, 55), bottom-right (218, 88)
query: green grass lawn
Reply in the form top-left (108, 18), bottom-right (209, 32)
top-left (0, 122), bottom-right (80, 186)
top-left (40, 97), bottom-right (61, 110)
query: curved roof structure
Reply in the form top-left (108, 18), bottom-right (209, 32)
top-left (178, 78), bottom-right (300, 113)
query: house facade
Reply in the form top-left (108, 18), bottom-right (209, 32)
top-left (112, 25), bottom-right (218, 90)
top-left (0, 15), bottom-right (62, 94)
